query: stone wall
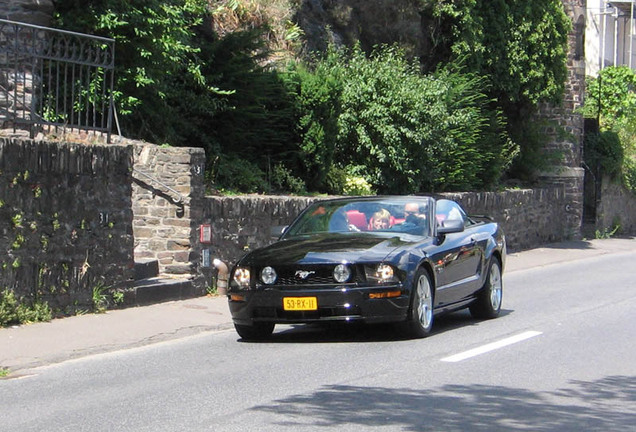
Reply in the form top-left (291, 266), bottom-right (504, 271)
top-left (0, 137), bottom-right (134, 312)
top-left (596, 176), bottom-right (636, 235)
top-left (131, 143), bottom-right (207, 285)
top-left (203, 195), bottom-right (318, 265)
top-left (0, 0), bottom-right (53, 26)
top-left (0, 136), bottom-right (577, 310)
top-left (202, 187), bottom-right (570, 267)
top-left (438, 188), bottom-right (569, 252)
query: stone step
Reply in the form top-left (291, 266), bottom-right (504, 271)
top-left (134, 258), bottom-right (159, 281)
top-left (131, 277), bottom-right (197, 306)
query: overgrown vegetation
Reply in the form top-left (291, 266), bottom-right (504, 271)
top-left (52, 0), bottom-right (572, 194)
top-left (53, 0), bottom-right (230, 149)
top-left (422, 0), bottom-right (571, 181)
top-left (0, 289), bottom-right (52, 327)
top-left (285, 45), bottom-right (517, 193)
top-left (582, 66), bottom-right (636, 194)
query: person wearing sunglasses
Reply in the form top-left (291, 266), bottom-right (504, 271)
top-left (404, 202), bottom-right (426, 222)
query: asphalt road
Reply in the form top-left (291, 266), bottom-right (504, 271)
top-left (1, 245), bottom-right (635, 431)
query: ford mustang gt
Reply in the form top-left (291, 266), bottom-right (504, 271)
top-left (227, 196), bottom-right (506, 340)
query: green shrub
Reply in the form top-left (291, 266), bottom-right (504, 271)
top-left (583, 66), bottom-right (636, 194)
top-left (17, 300), bottom-right (52, 324)
top-left (0, 290), bottom-right (18, 326)
top-left (270, 163), bottom-right (307, 195)
top-left (583, 66), bottom-right (636, 131)
top-left (208, 154), bottom-right (268, 194)
top-left (342, 175), bottom-right (374, 196)
top-left (54, 0), bottom-right (230, 146)
top-left (0, 289), bottom-right (52, 327)
top-left (584, 131), bottom-right (624, 179)
top-left (318, 45), bottom-right (515, 193)
top-left (282, 60), bottom-right (342, 191)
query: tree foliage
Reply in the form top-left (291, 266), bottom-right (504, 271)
top-left (583, 66), bottom-right (636, 131)
top-left (583, 66), bottom-right (636, 192)
top-left (286, 45), bottom-right (517, 194)
top-left (421, 0), bottom-right (571, 180)
top-left (53, 0), bottom-right (228, 146)
top-left (423, 0), bottom-right (570, 109)
top-left (50, 0), bottom-right (572, 194)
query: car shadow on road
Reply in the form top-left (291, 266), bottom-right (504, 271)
top-left (239, 308), bottom-right (514, 344)
top-left (250, 375), bottom-right (636, 431)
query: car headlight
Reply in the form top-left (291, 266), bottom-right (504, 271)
top-left (365, 264), bottom-right (400, 284)
top-left (260, 266), bottom-right (277, 284)
top-left (333, 263), bottom-right (351, 283)
top-left (233, 267), bottom-right (251, 288)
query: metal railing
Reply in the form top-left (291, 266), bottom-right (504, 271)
top-left (0, 19), bottom-right (115, 142)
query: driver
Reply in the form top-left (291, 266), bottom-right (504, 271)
top-left (391, 202), bottom-right (427, 234)
top-left (404, 202), bottom-right (426, 224)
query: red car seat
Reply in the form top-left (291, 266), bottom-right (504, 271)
top-left (346, 210), bottom-right (368, 231)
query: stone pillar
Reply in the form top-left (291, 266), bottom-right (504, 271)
top-left (538, 0), bottom-right (587, 240)
top-left (132, 143), bottom-right (207, 286)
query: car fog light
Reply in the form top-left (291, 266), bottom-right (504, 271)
top-left (334, 264), bottom-right (351, 283)
top-left (261, 266), bottom-right (277, 284)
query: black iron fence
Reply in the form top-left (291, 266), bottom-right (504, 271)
top-left (0, 19), bottom-right (115, 142)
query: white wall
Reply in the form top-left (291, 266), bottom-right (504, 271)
top-left (586, 0), bottom-right (636, 76)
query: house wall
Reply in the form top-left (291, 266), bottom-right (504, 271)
top-left (586, 0), bottom-right (636, 76)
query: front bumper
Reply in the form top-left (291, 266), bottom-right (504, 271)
top-left (228, 285), bottom-right (410, 326)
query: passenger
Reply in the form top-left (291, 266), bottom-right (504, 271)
top-left (370, 209), bottom-right (391, 230)
top-left (329, 209), bottom-right (361, 232)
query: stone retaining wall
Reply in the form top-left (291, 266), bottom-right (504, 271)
top-left (1, 137), bottom-right (581, 310)
top-left (596, 176), bottom-right (636, 235)
top-left (0, 137), bottom-right (134, 312)
top-left (202, 187), bottom-right (570, 267)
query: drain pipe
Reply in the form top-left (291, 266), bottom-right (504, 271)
top-left (213, 258), bottom-right (229, 296)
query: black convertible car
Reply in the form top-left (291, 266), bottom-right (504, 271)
top-left (227, 196), bottom-right (506, 340)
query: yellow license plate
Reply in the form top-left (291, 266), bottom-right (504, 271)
top-left (283, 297), bottom-right (318, 311)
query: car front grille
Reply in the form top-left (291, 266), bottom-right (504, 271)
top-left (258, 265), bottom-right (365, 287)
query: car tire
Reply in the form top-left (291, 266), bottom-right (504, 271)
top-left (405, 268), bottom-right (434, 338)
top-left (469, 257), bottom-right (503, 319)
top-left (234, 322), bottom-right (275, 341)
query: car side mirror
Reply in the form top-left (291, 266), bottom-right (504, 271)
top-left (437, 219), bottom-right (464, 235)
top-left (271, 225), bottom-right (288, 238)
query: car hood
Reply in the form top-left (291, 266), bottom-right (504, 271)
top-left (238, 232), bottom-right (427, 266)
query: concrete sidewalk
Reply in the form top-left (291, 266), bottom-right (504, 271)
top-left (1, 237), bottom-right (634, 375)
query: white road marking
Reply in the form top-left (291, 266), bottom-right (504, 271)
top-left (441, 331), bottom-right (543, 362)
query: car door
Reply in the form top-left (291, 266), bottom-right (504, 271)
top-left (431, 201), bottom-right (483, 306)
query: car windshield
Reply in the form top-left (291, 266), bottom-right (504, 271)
top-left (283, 197), bottom-right (433, 238)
